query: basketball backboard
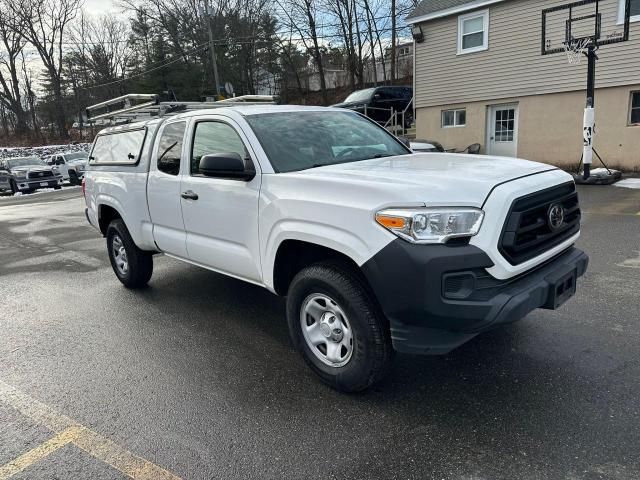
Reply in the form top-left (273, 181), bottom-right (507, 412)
top-left (542, 0), bottom-right (631, 55)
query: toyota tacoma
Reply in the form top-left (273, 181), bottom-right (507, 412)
top-left (84, 105), bottom-right (588, 392)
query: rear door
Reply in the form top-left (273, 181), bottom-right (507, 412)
top-left (147, 120), bottom-right (189, 257)
top-left (179, 116), bottom-right (262, 282)
top-left (487, 104), bottom-right (519, 157)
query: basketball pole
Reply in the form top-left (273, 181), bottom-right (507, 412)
top-left (582, 44), bottom-right (597, 180)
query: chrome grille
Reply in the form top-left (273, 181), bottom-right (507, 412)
top-left (28, 170), bottom-right (53, 179)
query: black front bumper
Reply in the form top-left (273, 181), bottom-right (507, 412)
top-left (361, 240), bottom-right (588, 355)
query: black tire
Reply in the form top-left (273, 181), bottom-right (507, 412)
top-left (106, 218), bottom-right (153, 288)
top-left (9, 179), bottom-right (18, 195)
top-left (54, 186), bottom-right (62, 190)
top-left (286, 262), bottom-right (392, 392)
top-left (68, 170), bottom-right (79, 185)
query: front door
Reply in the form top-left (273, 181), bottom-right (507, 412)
top-left (487, 104), bottom-right (518, 157)
top-left (180, 117), bottom-right (262, 283)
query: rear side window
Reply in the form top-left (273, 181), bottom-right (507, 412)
top-left (156, 122), bottom-right (186, 176)
top-left (90, 128), bottom-right (146, 165)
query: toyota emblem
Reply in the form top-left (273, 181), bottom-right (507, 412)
top-left (547, 204), bottom-right (565, 231)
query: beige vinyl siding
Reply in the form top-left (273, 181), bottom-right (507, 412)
top-left (415, 0), bottom-right (640, 108)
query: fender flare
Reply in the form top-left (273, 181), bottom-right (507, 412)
top-left (262, 219), bottom-right (391, 291)
top-left (96, 194), bottom-right (127, 231)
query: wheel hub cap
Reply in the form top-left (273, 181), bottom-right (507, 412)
top-left (112, 235), bottom-right (129, 275)
top-left (300, 294), bottom-right (353, 368)
top-left (319, 312), bottom-right (344, 342)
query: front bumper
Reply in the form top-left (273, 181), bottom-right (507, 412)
top-left (361, 240), bottom-right (588, 355)
top-left (17, 177), bottom-right (63, 190)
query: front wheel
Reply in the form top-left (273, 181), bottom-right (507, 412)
top-left (68, 170), bottom-right (79, 185)
top-left (286, 262), bottom-right (392, 392)
top-left (9, 179), bottom-right (18, 195)
top-left (106, 219), bottom-right (153, 288)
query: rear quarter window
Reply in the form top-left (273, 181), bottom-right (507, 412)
top-left (89, 128), bottom-right (147, 165)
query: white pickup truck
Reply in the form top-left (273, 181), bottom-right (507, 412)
top-left (84, 105), bottom-right (588, 392)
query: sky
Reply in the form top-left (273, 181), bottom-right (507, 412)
top-left (83, 0), bottom-right (119, 15)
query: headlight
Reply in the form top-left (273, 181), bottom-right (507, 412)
top-left (375, 207), bottom-right (484, 244)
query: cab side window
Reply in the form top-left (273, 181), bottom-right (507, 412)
top-left (156, 121), bottom-right (186, 176)
top-left (191, 121), bottom-right (248, 176)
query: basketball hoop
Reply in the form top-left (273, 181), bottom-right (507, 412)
top-left (563, 38), bottom-right (592, 65)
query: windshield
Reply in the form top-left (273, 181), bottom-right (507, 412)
top-left (245, 111), bottom-right (410, 173)
top-left (64, 152), bottom-right (87, 161)
top-left (7, 157), bottom-right (46, 168)
top-left (343, 88), bottom-right (375, 103)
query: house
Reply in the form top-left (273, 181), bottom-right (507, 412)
top-left (407, 0), bottom-right (640, 170)
top-left (363, 42), bottom-right (415, 85)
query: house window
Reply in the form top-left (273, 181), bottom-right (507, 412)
top-left (619, 0), bottom-right (640, 23)
top-left (630, 92), bottom-right (640, 125)
top-left (442, 109), bottom-right (466, 128)
top-left (458, 9), bottom-right (489, 54)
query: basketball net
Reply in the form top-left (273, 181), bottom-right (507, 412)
top-left (563, 38), bottom-right (592, 65)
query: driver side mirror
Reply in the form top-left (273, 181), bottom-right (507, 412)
top-left (373, 93), bottom-right (382, 101)
top-left (199, 152), bottom-right (255, 181)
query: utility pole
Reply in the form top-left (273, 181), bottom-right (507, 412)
top-left (390, 0), bottom-right (396, 83)
top-left (205, 2), bottom-right (221, 98)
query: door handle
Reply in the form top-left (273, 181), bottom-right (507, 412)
top-left (181, 190), bottom-right (199, 200)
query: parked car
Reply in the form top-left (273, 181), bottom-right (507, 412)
top-left (0, 167), bottom-right (11, 192)
top-left (0, 156), bottom-right (63, 194)
top-left (332, 86), bottom-right (413, 126)
top-left (84, 105), bottom-right (588, 392)
top-left (410, 139), bottom-right (445, 153)
top-left (47, 151), bottom-right (89, 184)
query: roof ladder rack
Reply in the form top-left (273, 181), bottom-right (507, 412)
top-left (86, 94), bottom-right (278, 124)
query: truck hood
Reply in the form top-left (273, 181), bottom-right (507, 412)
top-left (330, 101), bottom-right (366, 110)
top-left (291, 153), bottom-right (558, 207)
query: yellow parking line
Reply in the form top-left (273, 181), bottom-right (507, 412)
top-left (0, 426), bottom-right (82, 479)
top-left (72, 427), bottom-right (181, 480)
top-left (0, 380), bottom-right (181, 479)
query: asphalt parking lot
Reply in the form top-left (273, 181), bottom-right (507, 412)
top-left (0, 184), bottom-right (639, 480)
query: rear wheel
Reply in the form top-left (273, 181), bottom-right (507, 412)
top-left (106, 219), bottom-right (153, 288)
top-left (286, 262), bottom-right (392, 392)
top-left (9, 179), bottom-right (18, 195)
top-left (68, 170), bottom-right (79, 185)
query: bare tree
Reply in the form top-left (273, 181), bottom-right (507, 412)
top-left (277, 0), bottom-right (328, 105)
top-left (21, 54), bottom-right (42, 140)
top-left (390, 0), bottom-right (396, 82)
top-left (0, 10), bottom-right (29, 136)
top-left (7, 0), bottom-right (81, 138)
